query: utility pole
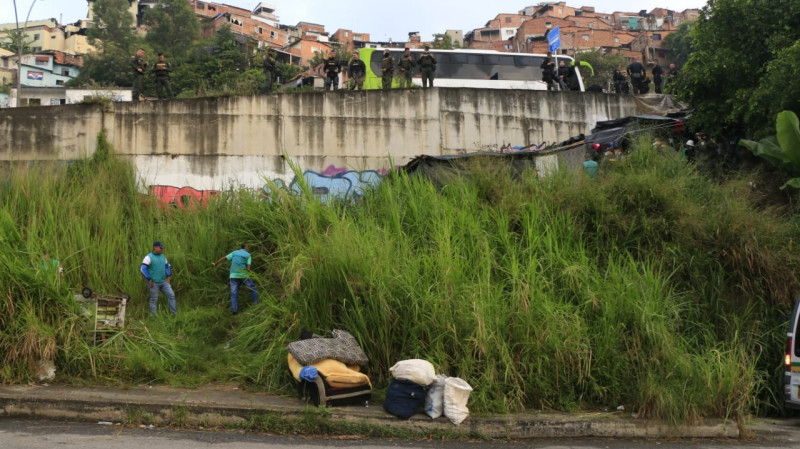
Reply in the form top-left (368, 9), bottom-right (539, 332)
top-left (12, 0), bottom-right (43, 107)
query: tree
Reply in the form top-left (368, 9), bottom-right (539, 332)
top-left (0, 28), bottom-right (32, 54)
top-left (662, 21), bottom-right (692, 67)
top-left (432, 33), bottom-right (455, 50)
top-left (87, 0), bottom-right (136, 54)
top-left (572, 49), bottom-right (626, 89)
top-left (673, 0), bottom-right (800, 138)
top-left (142, 0), bottom-right (200, 57)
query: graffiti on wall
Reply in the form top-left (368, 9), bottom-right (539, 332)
top-left (264, 166), bottom-right (387, 202)
top-left (150, 166), bottom-right (388, 207)
top-left (150, 185), bottom-right (220, 209)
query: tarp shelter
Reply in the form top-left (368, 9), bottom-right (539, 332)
top-left (402, 152), bottom-right (539, 188)
top-left (588, 115), bottom-right (685, 149)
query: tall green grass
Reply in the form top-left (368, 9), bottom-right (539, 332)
top-left (1, 131), bottom-right (797, 424)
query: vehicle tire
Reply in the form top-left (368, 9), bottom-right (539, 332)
top-left (81, 287), bottom-right (93, 299)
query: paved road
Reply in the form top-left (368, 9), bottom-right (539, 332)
top-left (2, 419), bottom-right (800, 449)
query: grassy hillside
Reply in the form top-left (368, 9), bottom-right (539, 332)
top-left (1, 132), bottom-right (798, 424)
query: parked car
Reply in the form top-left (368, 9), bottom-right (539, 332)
top-left (786, 298), bottom-right (800, 410)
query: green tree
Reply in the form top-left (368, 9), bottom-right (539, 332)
top-left (142, 0), bottom-right (200, 57)
top-left (0, 29), bottom-right (32, 54)
top-left (87, 0), bottom-right (136, 54)
top-left (673, 0), bottom-right (800, 138)
top-left (662, 21), bottom-right (692, 67)
top-left (573, 49), bottom-right (626, 89)
top-left (432, 33), bottom-right (455, 50)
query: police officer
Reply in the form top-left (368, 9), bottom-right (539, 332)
top-left (323, 50), bottom-right (341, 91)
top-left (556, 60), bottom-right (570, 91)
top-left (263, 48), bottom-right (277, 93)
top-left (381, 49), bottom-right (395, 90)
top-left (348, 51), bottom-right (367, 90)
top-left (666, 63), bottom-right (679, 85)
top-left (398, 48), bottom-right (415, 88)
top-left (130, 48), bottom-right (148, 101)
top-left (151, 53), bottom-right (174, 100)
top-left (613, 65), bottom-right (627, 94)
top-left (651, 63), bottom-right (663, 94)
top-left (626, 60), bottom-right (645, 95)
top-left (540, 51), bottom-right (557, 91)
top-left (418, 45), bottom-right (437, 88)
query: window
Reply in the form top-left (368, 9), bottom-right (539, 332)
top-left (505, 17), bottom-right (512, 23)
top-left (344, 31), bottom-right (349, 37)
top-left (51, 98), bottom-right (61, 105)
top-left (652, 33), bottom-right (662, 40)
top-left (33, 33), bottom-right (40, 41)
top-left (559, 8), bottom-right (563, 14)
top-left (270, 31), bottom-right (276, 38)
top-left (545, 21), bottom-right (552, 28)
top-left (197, 1), bottom-right (204, 9)
top-left (582, 34), bottom-right (589, 41)
top-left (614, 37), bottom-right (620, 43)
top-left (56, 80), bottom-right (64, 86)
top-left (62, 69), bottom-right (70, 76)
top-left (257, 27), bottom-right (263, 34)
top-left (208, 5), bottom-right (216, 11)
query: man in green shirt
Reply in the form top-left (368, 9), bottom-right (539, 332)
top-left (213, 244), bottom-right (259, 315)
top-left (130, 48), bottom-right (148, 101)
top-left (398, 48), bottom-right (415, 88)
top-left (418, 45), bottom-right (437, 88)
top-left (381, 49), bottom-right (395, 90)
top-left (140, 241), bottom-right (176, 316)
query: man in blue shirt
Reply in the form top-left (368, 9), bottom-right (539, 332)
top-left (213, 243), bottom-right (258, 315)
top-left (140, 241), bottom-right (176, 316)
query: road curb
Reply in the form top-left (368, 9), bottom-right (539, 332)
top-left (0, 386), bottom-right (739, 439)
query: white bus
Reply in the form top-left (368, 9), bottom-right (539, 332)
top-left (357, 47), bottom-right (586, 92)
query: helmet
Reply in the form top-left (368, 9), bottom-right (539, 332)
top-left (686, 140), bottom-right (695, 146)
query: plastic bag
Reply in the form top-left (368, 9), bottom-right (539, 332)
top-left (443, 377), bottom-right (473, 425)
top-left (424, 374), bottom-right (447, 419)
top-left (389, 359), bottom-right (436, 386)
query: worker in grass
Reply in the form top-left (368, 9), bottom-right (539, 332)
top-left (213, 244), bottom-right (259, 315)
top-left (140, 241), bottom-right (177, 317)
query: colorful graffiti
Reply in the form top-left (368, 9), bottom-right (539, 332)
top-left (150, 166), bottom-right (387, 207)
top-left (150, 185), bottom-right (220, 209)
top-left (265, 167), bottom-right (386, 202)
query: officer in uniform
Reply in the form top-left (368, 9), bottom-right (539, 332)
top-left (263, 48), bottom-right (277, 93)
top-left (666, 63), bottom-right (679, 86)
top-left (348, 51), bottom-right (367, 90)
top-left (381, 49), bottom-right (395, 90)
top-left (130, 48), bottom-right (148, 101)
top-left (613, 65), bottom-right (627, 94)
top-left (626, 60), bottom-right (645, 94)
top-left (398, 48), bottom-right (415, 88)
top-left (651, 63), bottom-right (663, 94)
top-left (323, 50), bottom-right (341, 91)
top-left (151, 53), bottom-right (174, 100)
top-left (418, 45), bottom-right (437, 88)
top-left (540, 51), bottom-right (557, 91)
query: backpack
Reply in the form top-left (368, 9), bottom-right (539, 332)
top-left (383, 379), bottom-right (427, 419)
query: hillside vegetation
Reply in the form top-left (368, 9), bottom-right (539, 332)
top-left (1, 132), bottom-right (798, 424)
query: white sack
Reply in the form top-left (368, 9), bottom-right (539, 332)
top-left (424, 374), bottom-right (448, 419)
top-left (389, 359), bottom-right (436, 386)
top-left (443, 377), bottom-right (473, 425)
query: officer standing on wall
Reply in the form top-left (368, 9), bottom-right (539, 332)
top-left (626, 59), bottom-right (645, 95)
top-left (152, 53), bottom-right (174, 100)
top-left (398, 48), bottom-right (415, 88)
top-left (418, 44), bottom-right (437, 88)
top-left (540, 51), bottom-right (557, 91)
top-left (652, 62), bottom-right (663, 94)
top-left (323, 50), bottom-right (341, 91)
top-left (130, 48), bottom-right (148, 101)
top-left (613, 65), bottom-right (626, 94)
top-left (348, 51), bottom-right (367, 90)
top-left (263, 48), bottom-right (277, 93)
top-left (381, 49), bottom-right (395, 90)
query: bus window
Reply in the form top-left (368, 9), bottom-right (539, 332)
top-left (467, 54), bottom-right (483, 64)
top-left (449, 53), bottom-right (467, 64)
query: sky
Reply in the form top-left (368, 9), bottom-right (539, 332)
top-left (2, 0), bottom-right (708, 42)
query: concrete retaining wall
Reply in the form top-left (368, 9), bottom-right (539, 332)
top-left (0, 88), bottom-right (636, 190)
